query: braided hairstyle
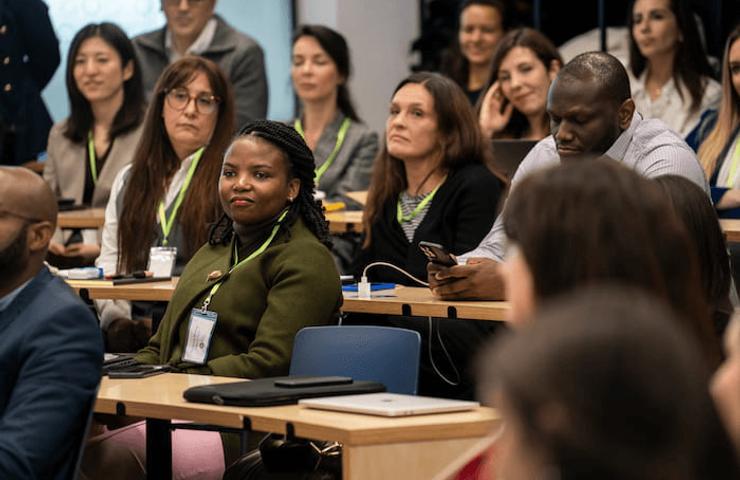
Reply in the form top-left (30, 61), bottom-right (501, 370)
top-left (209, 120), bottom-right (331, 247)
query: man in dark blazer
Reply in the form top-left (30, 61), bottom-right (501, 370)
top-left (0, 167), bottom-right (103, 478)
top-left (133, 0), bottom-right (267, 129)
top-left (0, 0), bottom-right (60, 166)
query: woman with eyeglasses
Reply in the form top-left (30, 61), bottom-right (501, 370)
top-left (43, 23), bottom-right (145, 266)
top-left (95, 56), bottom-right (234, 351)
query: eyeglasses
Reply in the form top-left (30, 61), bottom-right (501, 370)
top-left (164, 88), bottom-right (221, 115)
top-left (163, 0), bottom-right (210, 7)
top-left (0, 209), bottom-right (44, 224)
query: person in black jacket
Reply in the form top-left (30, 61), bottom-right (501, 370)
top-left (0, 0), bottom-right (60, 166)
top-left (353, 71), bottom-right (506, 399)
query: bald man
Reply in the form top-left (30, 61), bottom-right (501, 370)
top-left (428, 51), bottom-right (708, 300)
top-left (0, 167), bottom-right (103, 478)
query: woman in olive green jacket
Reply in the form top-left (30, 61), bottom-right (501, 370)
top-left (82, 120), bottom-right (342, 480)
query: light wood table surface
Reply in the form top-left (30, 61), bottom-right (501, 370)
top-left (720, 219), bottom-right (740, 243)
top-left (57, 208), bottom-right (105, 229)
top-left (68, 278), bottom-right (178, 301)
top-left (326, 210), bottom-right (363, 233)
top-left (97, 373), bottom-right (499, 480)
top-left (68, 280), bottom-right (509, 322)
top-left (343, 286), bottom-right (509, 322)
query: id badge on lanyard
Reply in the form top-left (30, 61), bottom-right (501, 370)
top-left (182, 309), bottom-right (217, 365)
top-left (148, 246), bottom-right (177, 278)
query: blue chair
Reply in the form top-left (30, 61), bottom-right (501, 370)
top-left (289, 326), bottom-right (421, 395)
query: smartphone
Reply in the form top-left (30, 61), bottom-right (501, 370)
top-left (107, 364), bottom-right (171, 379)
top-left (418, 241), bottom-right (457, 267)
top-left (274, 376), bottom-right (353, 388)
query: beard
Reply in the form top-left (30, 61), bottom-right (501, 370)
top-left (0, 224), bottom-right (29, 276)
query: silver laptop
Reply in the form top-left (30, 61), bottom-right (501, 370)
top-left (299, 393), bottom-right (479, 417)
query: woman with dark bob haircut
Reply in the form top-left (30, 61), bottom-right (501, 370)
top-left (44, 22), bottom-right (145, 265)
top-left (353, 72), bottom-right (505, 399)
top-left (501, 158), bottom-right (722, 369)
top-left (95, 56), bottom-right (235, 349)
top-left (476, 287), bottom-right (740, 480)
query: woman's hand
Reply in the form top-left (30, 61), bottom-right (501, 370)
top-left (479, 81), bottom-right (514, 138)
top-left (48, 240), bottom-right (66, 256)
top-left (63, 243), bottom-right (101, 261)
top-left (717, 189), bottom-right (740, 211)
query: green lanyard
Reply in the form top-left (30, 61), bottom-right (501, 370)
top-left (201, 209), bottom-right (288, 311)
top-left (158, 147), bottom-right (205, 246)
top-left (725, 137), bottom-right (740, 188)
top-left (294, 118), bottom-right (351, 186)
top-left (396, 178), bottom-right (445, 224)
top-left (87, 131), bottom-right (99, 184)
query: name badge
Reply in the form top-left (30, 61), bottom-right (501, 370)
top-left (148, 246), bottom-right (177, 278)
top-left (182, 309), bottom-right (217, 365)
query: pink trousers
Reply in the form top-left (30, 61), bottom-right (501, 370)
top-left (80, 421), bottom-right (225, 480)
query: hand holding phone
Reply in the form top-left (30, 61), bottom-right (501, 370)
top-left (419, 241), bottom-right (457, 267)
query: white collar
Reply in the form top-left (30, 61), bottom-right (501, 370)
top-left (165, 17), bottom-right (218, 63)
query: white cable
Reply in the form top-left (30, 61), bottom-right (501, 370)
top-left (361, 262), bottom-right (429, 287)
top-left (427, 317), bottom-right (461, 386)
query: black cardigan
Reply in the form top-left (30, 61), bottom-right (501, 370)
top-left (357, 163), bottom-right (504, 284)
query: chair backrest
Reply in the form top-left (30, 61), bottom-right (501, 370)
top-left (289, 326), bottom-right (421, 395)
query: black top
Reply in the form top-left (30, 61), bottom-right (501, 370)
top-left (356, 163), bottom-right (504, 284)
top-left (82, 138), bottom-right (113, 205)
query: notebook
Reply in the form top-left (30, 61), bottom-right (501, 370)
top-left (490, 139), bottom-right (538, 180)
top-left (299, 393), bottom-right (479, 417)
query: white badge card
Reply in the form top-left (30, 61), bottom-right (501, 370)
top-left (148, 246), bottom-right (177, 278)
top-left (182, 309), bottom-right (217, 365)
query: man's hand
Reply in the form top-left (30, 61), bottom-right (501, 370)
top-left (427, 257), bottom-right (505, 300)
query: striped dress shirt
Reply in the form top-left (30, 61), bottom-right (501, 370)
top-left (461, 113), bottom-right (708, 261)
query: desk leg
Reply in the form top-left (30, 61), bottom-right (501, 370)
top-left (342, 437), bottom-right (481, 480)
top-left (146, 418), bottom-right (172, 479)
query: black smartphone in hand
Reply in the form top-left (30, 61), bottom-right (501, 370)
top-left (418, 241), bottom-right (457, 267)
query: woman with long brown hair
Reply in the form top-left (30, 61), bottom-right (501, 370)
top-left (477, 28), bottom-right (562, 140)
top-left (95, 56), bottom-right (234, 346)
top-left (354, 72), bottom-right (505, 399)
top-left (694, 25), bottom-right (740, 217)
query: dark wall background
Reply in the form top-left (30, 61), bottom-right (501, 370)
top-left (412, 0), bottom-right (739, 72)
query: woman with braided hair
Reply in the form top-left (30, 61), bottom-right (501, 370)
top-left (81, 120), bottom-right (342, 479)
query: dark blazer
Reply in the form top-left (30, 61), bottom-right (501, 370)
top-left (357, 163), bottom-right (504, 284)
top-left (0, 267), bottom-right (103, 478)
top-left (0, 0), bottom-right (60, 165)
top-left (133, 14), bottom-right (267, 129)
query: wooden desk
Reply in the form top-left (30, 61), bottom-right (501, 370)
top-left (57, 208), bottom-right (105, 229)
top-left (344, 286), bottom-right (509, 322)
top-left (326, 211), bottom-right (363, 233)
top-left (67, 278), bottom-right (178, 301)
top-left (97, 373), bottom-right (499, 480)
top-left (68, 281), bottom-right (508, 322)
top-left (720, 219), bottom-right (740, 243)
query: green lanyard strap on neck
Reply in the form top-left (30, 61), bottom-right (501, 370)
top-left (725, 138), bottom-right (740, 188)
top-left (294, 117), bottom-right (351, 187)
top-left (396, 178), bottom-right (445, 224)
top-left (201, 209), bottom-right (288, 311)
top-left (158, 147), bottom-right (205, 246)
top-left (87, 131), bottom-right (98, 184)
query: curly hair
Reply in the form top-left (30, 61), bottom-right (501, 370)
top-left (209, 120), bottom-right (331, 247)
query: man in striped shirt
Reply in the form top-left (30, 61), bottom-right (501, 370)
top-left (428, 51), bottom-right (707, 300)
